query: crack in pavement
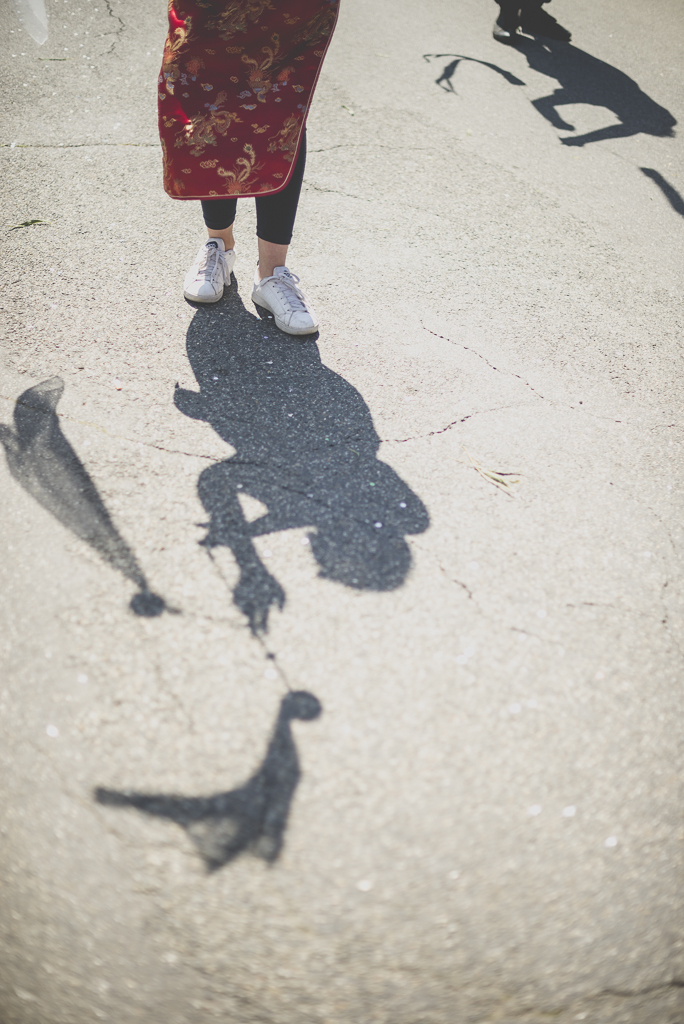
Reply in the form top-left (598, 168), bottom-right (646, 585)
top-left (380, 405), bottom-right (527, 444)
top-left (2, 143), bottom-right (158, 150)
top-left (103, 0), bottom-right (125, 54)
top-left (599, 978), bottom-right (684, 998)
top-left (422, 323), bottom-right (552, 403)
top-left (0, 390), bottom-right (221, 461)
top-left (421, 323), bottom-right (684, 428)
top-left (1, 390), bottom-right (522, 464)
top-left (303, 179), bottom-right (371, 202)
top-left (423, 324), bottom-right (681, 430)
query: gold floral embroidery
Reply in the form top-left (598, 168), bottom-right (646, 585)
top-left (200, 158), bottom-right (218, 168)
top-left (241, 34), bottom-right (282, 101)
top-left (294, 7), bottom-right (337, 47)
top-left (267, 114), bottom-right (300, 161)
top-left (206, 1), bottom-right (274, 41)
top-left (177, 91), bottom-right (243, 157)
top-left (162, 14), bottom-right (193, 95)
top-left (162, 137), bottom-right (187, 195)
top-left (215, 143), bottom-right (262, 193)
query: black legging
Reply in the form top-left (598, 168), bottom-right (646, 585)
top-left (201, 133), bottom-right (306, 245)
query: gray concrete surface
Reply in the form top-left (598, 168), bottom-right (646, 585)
top-left (1, 0), bottom-right (684, 1021)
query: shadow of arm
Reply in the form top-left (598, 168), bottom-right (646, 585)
top-left (198, 465), bottom-right (285, 633)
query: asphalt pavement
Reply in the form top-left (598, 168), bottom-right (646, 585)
top-left (1, 0), bottom-right (684, 1022)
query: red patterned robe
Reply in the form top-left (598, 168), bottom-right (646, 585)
top-left (158, 0), bottom-right (340, 200)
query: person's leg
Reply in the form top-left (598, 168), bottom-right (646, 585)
top-left (201, 197), bottom-right (238, 250)
top-left (496, 0), bottom-right (521, 29)
top-left (255, 133), bottom-right (307, 279)
top-left (493, 0), bottom-right (521, 42)
top-left (183, 198), bottom-right (239, 303)
top-left (251, 135), bottom-right (318, 335)
top-left (519, 1), bottom-right (571, 41)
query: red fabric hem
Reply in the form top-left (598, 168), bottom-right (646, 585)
top-left (161, 3), bottom-right (339, 202)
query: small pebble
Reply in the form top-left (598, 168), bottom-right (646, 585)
top-left (537, 609), bottom-right (547, 619)
top-left (264, 668), bottom-right (277, 680)
top-left (356, 879), bottom-right (373, 892)
top-left (113, 378), bottom-right (122, 390)
top-left (77, 674), bottom-right (88, 684)
top-left (562, 805), bottom-right (576, 817)
top-left (528, 805), bottom-right (542, 816)
top-left (509, 703), bottom-right (521, 714)
top-left (301, 537), bottom-right (309, 545)
top-left (604, 836), bottom-right (618, 847)
top-left (46, 725), bottom-right (59, 738)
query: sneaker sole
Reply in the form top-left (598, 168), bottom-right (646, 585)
top-left (183, 287), bottom-right (224, 304)
top-left (251, 292), bottom-right (319, 335)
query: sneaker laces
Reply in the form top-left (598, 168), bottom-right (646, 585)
top-left (198, 241), bottom-right (225, 280)
top-left (268, 270), bottom-right (308, 312)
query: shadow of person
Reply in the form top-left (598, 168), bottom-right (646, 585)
top-left (174, 281), bottom-right (429, 634)
top-left (0, 377), bottom-right (167, 616)
top-left (519, 37), bottom-right (677, 146)
top-left (95, 690), bottom-right (322, 870)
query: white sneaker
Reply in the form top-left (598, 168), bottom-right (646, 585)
top-left (183, 238), bottom-right (236, 303)
top-left (251, 266), bottom-right (319, 335)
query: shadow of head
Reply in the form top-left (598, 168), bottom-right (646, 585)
top-left (173, 282), bottom-right (429, 630)
top-left (0, 377), bottom-right (168, 617)
top-left (95, 689), bottom-right (322, 870)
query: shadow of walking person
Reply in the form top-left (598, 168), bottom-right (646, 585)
top-left (95, 690), bottom-right (322, 870)
top-left (0, 377), bottom-right (167, 616)
top-left (520, 37), bottom-right (677, 146)
top-left (430, 40), bottom-right (676, 148)
top-left (174, 281), bottom-right (429, 634)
